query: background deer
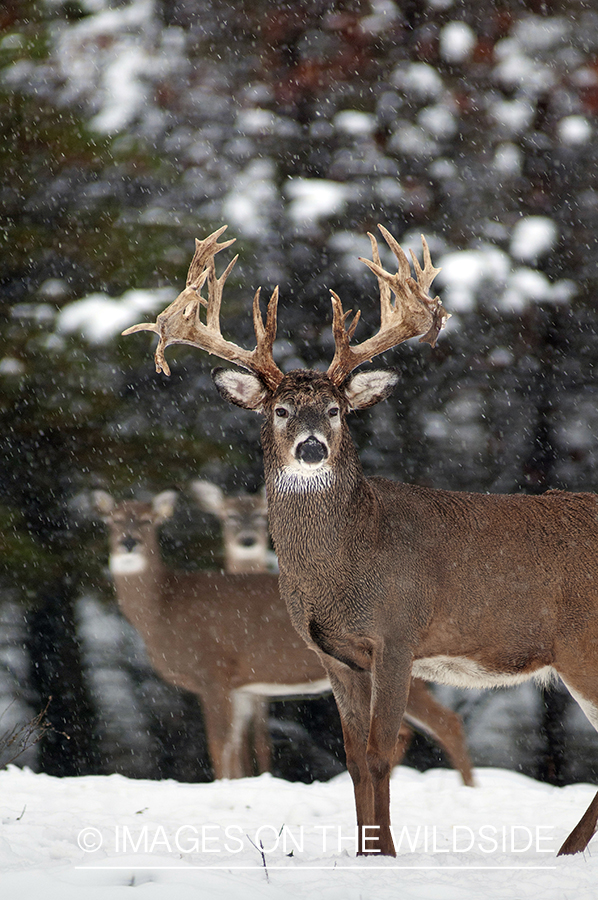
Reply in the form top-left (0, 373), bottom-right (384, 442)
top-left (124, 225), bottom-right (598, 857)
top-left (191, 478), bottom-right (475, 783)
top-left (93, 489), bottom-right (328, 779)
top-left (94, 484), bottom-right (474, 781)
top-left (191, 481), bottom-right (274, 574)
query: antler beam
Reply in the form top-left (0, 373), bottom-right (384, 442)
top-left (122, 226), bottom-right (284, 390)
top-left (326, 225), bottom-right (449, 386)
top-left (123, 224), bottom-right (448, 390)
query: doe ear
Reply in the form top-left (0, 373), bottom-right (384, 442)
top-left (212, 367), bottom-right (268, 411)
top-left (190, 479), bottom-right (225, 517)
top-left (152, 490), bottom-right (178, 524)
top-left (93, 490), bottom-right (114, 519)
top-left (343, 370), bottom-right (399, 410)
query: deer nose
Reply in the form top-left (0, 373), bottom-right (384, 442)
top-left (121, 536), bottom-right (138, 553)
top-left (296, 436), bottom-right (328, 464)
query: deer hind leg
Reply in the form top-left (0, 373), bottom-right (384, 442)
top-left (557, 675), bottom-right (598, 855)
top-left (222, 689), bottom-right (268, 778)
top-left (392, 721), bottom-right (415, 767)
top-left (200, 689), bottom-right (243, 780)
top-left (246, 695), bottom-right (271, 775)
top-left (402, 678), bottom-right (475, 787)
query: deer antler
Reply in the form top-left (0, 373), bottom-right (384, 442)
top-left (124, 224), bottom-right (447, 391)
top-left (122, 226), bottom-right (284, 390)
top-left (326, 225), bottom-right (449, 386)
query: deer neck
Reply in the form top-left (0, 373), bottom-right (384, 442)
top-left (109, 538), bottom-right (167, 637)
top-left (264, 428), bottom-right (368, 577)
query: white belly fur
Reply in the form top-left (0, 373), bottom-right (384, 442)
top-left (412, 655), bottom-right (555, 689)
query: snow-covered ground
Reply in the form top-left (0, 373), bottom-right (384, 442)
top-left (2, 764), bottom-right (598, 899)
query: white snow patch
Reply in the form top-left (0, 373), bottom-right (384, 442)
top-left (0, 357), bottom-right (26, 376)
top-left (0, 766), bottom-right (597, 897)
top-left (494, 41), bottom-right (555, 94)
top-left (490, 99), bottom-right (535, 137)
top-left (89, 44), bottom-right (151, 134)
top-left (437, 241), bottom-right (570, 313)
top-left (510, 216), bottom-right (557, 263)
top-left (558, 115), bottom-right (592, 146)
top-left (389, 123), bottom-right (438, 159)
top-left (439, 22), bottom-right (476, 63)
top-left (56, 288), bottom-right (175, 345)
top-left (493, 142), bottom-right (522, 175)
top-left (390, 62), bottom-right (444, 101)
top-left (417, 104), bottom-right (458, 139)
top-left (334, 110), bottom-right (376, 136)
top-left (512, 14), bottom-right (570, 51)
top-left (286, 179), bottom-right (354, 226)
top-left (223, 159), bottom-right (278, 238)
top-left (47, 0), bottom-right (184, 136)
top-left (360, 0), bottom-right (399, 35)
top-left (427, 0), bottom-right (455, 9)
top-left (236, 109), bottom-right (296, 138)
top-left (437, 247), bottom-right (510, 313)
top-left (500, 268), bottom-right (554, 312)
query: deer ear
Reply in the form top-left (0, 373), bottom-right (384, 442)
top-left (212, 368), bottom-right (267, 411)
top-left (343, 370), bottom-right (399, 410)
top-left (190, 480), bottom-right (225, 516)
top-left (152, 490), bottom-right (177, 523)
top-left (93, 490), bottom-right (114, 519)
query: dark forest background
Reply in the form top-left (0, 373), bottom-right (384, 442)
top-left (2, 0), bottom-right (598, 785)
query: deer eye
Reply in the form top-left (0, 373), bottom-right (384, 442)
top-left (328, 407), bottom-right (340, 418)
top-left (275, 407), bottom-right (289, 418)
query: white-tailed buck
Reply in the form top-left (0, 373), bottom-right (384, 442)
top-left (191, 478), bottom-right (475, 782)
top-left (95, 487), bottom-right (473, 782)
top-left (124, 225), bottom-right (598, 857)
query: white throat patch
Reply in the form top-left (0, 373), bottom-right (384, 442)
top-left (274, 466), bottom-right (335, 494)
top-left (109, 552), bottom-right (148, 576)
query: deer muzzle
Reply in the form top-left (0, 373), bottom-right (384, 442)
top-left (295, 436), bottom-right (329, 465)
top-left (121, 536), bottom-right (139, 553)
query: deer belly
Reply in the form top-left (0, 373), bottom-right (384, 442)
top-left (412, 655), bottom-right (554, 689)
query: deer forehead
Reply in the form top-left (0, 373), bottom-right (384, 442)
top-left (222, 502), bottom-right (267, 526)
top-left (271, 373), bottom-right (345, 413)
top-left (110, 502), bottom-right (154, 528)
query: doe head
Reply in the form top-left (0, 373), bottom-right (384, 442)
top-left (93, 490), bottom-right (177, 575)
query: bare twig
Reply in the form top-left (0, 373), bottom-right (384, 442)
top-left (247, 835), bottom-right (270, 883)
top-left (0, 698), bottom-right (54, 768)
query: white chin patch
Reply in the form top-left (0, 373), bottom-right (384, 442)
top-left (275, 466), bottom-right (334, 493)
top-left (231, 545), bottom-right (264, 561)
top-left (109, 552), bottom-right (148, 576)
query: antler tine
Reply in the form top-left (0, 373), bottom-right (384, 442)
top-left (408, 234), bottom-right (442, 296)
top-left (186, 225), bottom-right (236, 288)
top-left (326, 225), bottom-right (449, 386)
top-left (122, 226), bottom-right (284, 389)
top-left (250, 285), bottom-right (283, 388)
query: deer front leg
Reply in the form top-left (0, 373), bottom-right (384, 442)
top-left (327, 650), bottom-right (411, 857)
top-left (365, 645), bottom-right (413, 857)
top-left (326, 662), bottom-right (375, 854)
